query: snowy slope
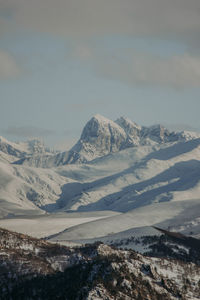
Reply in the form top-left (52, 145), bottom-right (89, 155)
top-left (48, 200), bottom-right (199, 241)
top-left (1, 134), bottom-right (200, 218)
top-left (0, 159), bottom-right (68, 217)
top-left (0, 136), bottom-right (27, 160)
top-left (54, 138), bottom-right (200, 212)
top-left (0, 211), bottom-right (119, 238)
top-left (47, 199), bottom-right (200, 254)
top-left (0, 141), bottom-right (158, 217)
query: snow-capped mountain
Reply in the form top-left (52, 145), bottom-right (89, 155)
top-left (13, 114), bottom-right (200, 167)
top-left (0, 115), bottom-right (200, 217)
top-left (67, 114), bottom-right (128, 163)
top-left (67, 114), bottom-right (200, 164)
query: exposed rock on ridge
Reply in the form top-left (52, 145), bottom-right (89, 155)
top-left (67, 114), bottom-right (127, 163)
top-left (66, 114), bottom-right (200, 164)
top-left (11, 114), bottom-right (200, 167)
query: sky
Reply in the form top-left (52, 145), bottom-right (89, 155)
top-left (1, 0), bottom-right (200, 150)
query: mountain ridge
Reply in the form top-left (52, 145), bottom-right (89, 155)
top-left (10, 114), bottom-right (200, 167)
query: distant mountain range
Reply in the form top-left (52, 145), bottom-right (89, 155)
top-left (3, 114), bottom-right (199, 168)
top-left (1, 115), bottom-right (200, 238)
top-left (0, 136), bottom-right (54, 163)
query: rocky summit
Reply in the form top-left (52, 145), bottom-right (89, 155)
top-left (12, 114), bottom-right (200, 167)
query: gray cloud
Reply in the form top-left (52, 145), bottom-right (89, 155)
top-left (71, 44), bottom-right (200, 88)
top-left (1, 0), bottom-right (200, 88)
top-left (91, 51), bottom-right (200, 88)
top-left (3, 126), bottom-right (55, 138)
top-left (0, 50), bottom-right (21, 79)
top-left (1, 0), bottom-right (200, 44)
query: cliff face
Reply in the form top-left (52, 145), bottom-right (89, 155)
top-left (65, 114), bottom-right (200, 164)
top-left (68, 115), bottom-right (127, 163)
top-left (11, 114), bottom-right (200, 167)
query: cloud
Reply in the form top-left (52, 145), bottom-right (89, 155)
top-left (68, 42), bottom-right (200, 88)
top-left (3, 126), bottom-right (55, 138)
top-left (1, 0), bottom-right (200, 44)
top-left (1, 0), bottom-right (200, 87)
top-left (0, 51), bottom-right (21, 79)
top-left (92, 51), bottom-right (200, 88)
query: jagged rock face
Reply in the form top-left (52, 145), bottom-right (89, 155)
top-left (141, 125), bottom-right (179, 144)
top-left (11, 114), bottom-right (200, 167)
top-left (68, 115), bottom-right (127, 163)
top-left (141, 125), bottom-right (170, 143)
top-left (115, 117), bottom-right (141, 138)
top-left (68, 115), bottom-right (200, 163)
top-left (115, 117), bottom-right (141, 147)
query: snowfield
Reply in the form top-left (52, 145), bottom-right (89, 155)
top-left (0, 211), bottom-right (119, 238)
top-left (47, 199), bottom-right (200, 242)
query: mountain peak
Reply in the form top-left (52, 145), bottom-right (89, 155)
top-left (11, 115), bottom-right (200, 167)
top-left (92, 114), bottom-right (110, 122)
top-left (90, 114), bottom-right (123, 130)
top-left (67, 115), bottom-right (127, 163)
top-left (81, 114), bottom-right (126, 137)
top-left (116, 116), bottom-right (136, 124)
top-left (66, 115), bottom-right (200, 164)
top-left (116, 116), bottom-right (141, 131)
